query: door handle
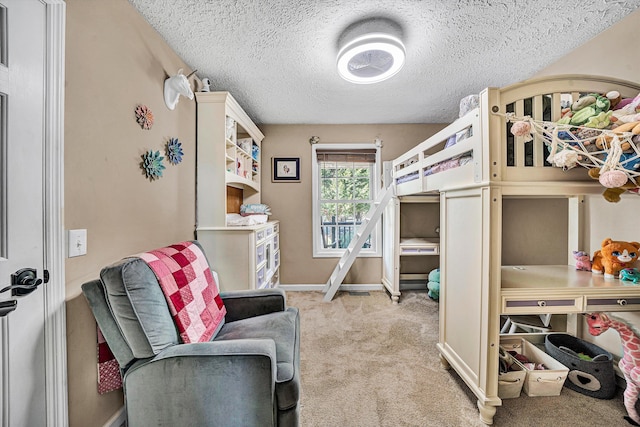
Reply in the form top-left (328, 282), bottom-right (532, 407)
top-left (0, 268), bottom-right (44, 296)
top-left (0, 300), bottom-right (17, 317)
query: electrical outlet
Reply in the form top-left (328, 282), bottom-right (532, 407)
top-left (67, 229), bottom-right (87, 257)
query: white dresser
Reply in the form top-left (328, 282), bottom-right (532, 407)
top-left (197, 221), bottom-right (280, 291)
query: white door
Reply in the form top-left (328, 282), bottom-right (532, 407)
top-left (0, 1), bottom-right (50, 425)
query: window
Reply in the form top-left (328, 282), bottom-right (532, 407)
top-left (312, 144), bottom-right (381, 258)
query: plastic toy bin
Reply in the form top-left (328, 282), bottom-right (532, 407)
top-left (501, 337), bottom-right (569, 397)
top-left (544, 333), bottom-right (616, 399)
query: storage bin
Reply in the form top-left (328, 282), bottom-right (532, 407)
top-left (501, 337), bottom-right (569, 397)
top-left (544, 333), bottom-right (616, 399)
top-left (498, 346), bottom-right (526, 399)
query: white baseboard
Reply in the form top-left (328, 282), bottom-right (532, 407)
top-left (279, 283), bottom-right (427, 292)
top-left (279, 284), bottom-right (384, 292)
top-left (104, 406), bottom-right (126, 427)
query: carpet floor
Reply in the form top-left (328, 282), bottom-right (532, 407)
top-left (286, 290), bottom-right (631, 427)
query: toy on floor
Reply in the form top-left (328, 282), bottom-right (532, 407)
top-left (573, 250), bottom-right (592, 271)
top-left (427, 268), bottom-right (440, 301)
top-left (591, 238), bottom-right (640, 278)
top-left (586, 312), bottom-right (640, 426)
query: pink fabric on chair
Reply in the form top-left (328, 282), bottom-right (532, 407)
top-left (97, 326), bottom-right (122, 394)
top-left (138, 241), bottom-right (226, 343)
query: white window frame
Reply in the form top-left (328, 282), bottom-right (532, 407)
top-left (312, 143), bottom-right (381, 258)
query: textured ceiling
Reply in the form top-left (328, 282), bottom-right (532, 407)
top-left (129, 0), bottom-right (640, 125)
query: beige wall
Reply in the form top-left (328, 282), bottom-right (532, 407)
top-left (65, 0), bottom-right (197, 425)
top-left (535, 8), bottom-right (640, 82)
top-left (260, 124), bottom-right (446, 285)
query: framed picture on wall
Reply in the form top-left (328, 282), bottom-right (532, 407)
top-left (272, 157), bottom-right (300, 182)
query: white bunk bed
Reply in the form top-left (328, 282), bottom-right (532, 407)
top-left (389, 75), bottom-right (640, 425)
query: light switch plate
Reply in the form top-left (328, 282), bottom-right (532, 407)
top-left (68, 229), bottom-right (87, 257)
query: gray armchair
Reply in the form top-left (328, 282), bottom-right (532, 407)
top-left (81, 241), bottom-right (300, 427)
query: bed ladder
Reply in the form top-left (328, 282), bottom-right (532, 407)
top-left (323, 185), bottom-right (394, 302)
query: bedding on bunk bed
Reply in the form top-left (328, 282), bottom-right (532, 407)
top-left (394, 123), bottom-right (474, 185)
top-left (423, 153), bottom-right (473, 177)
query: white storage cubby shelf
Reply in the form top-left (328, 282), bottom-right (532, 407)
top-left (388, 75), bottom-right (640, 425)
top-left (195, 91), bottom-right (280, 291)
top-left (382, 195), bottom-right (440, 303)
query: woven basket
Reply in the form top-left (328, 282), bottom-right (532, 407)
top-left (544, 333), bottom-right (616, 399)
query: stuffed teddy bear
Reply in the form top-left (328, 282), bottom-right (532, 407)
top-left (573, 250), bottom-right (592, 271)
top-left (427, 268), bottom-right (440, 301)
top-left (591, 238), bottom-right (640, 278)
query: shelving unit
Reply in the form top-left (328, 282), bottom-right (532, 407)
top-left (382, 195), bottom-right (440, 303)
top-left (195, 91), bottom-right (280, 291)
top-left (195, 91), bottom-right (264, 227)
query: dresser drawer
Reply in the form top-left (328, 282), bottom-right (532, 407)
top-left (256, 228), bottom-right (266, 242)
top-left (268, 270), bottom-right (279, 288)
top-left (502, 296), bottom-right (584, 315)
top-left (256, 264), bottom-right (266, 289)
top-left (585, 296), bottom-right (640, 312)
top-left (256, 243), bottom-right (265, 265)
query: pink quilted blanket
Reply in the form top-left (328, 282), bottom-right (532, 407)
top-left (97, 326), bottom-right (122, 394)
top-left (138, 241), bottom-right (226, 343)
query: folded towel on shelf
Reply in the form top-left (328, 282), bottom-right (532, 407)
top-left (240, 203), bottom-right (271, 216)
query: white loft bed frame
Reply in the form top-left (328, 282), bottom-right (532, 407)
top-left (387, 75), bottom-right (640, 425)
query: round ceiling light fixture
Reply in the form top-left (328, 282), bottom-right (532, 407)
top-left (336, 18), bottom-right (405, 84)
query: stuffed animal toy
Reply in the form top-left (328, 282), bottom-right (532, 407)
top-left (607, 90), bottom-right (622, 109)
top-left (620, 268), bottom-right (640, 284)
top-left (591, 238), bottom-right (640, 278)
top-left (595, 121), bottom-right (640, 151)
top-left (586, 312), bottom-right (640, 426)
top-left (588, 167), bottom-right (638, 203)
top-left (427, 268), bottom-right (440, 301)
top-left (612, 92), bottom-right (640, 123)
top-left (549, 150), bottom-right (580, 170)
top-left (572, 250), bottom-right (592, 271)
top-left (558, 93), bottom-right (612, 126)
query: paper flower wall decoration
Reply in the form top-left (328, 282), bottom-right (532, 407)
top-left (135, 104), bottom-right (154, 130)
top-left (141, 150), bottom-right (165, 180)
top-left (166, 137), bottom-right (184, 165)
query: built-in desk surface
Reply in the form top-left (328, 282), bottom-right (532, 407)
top-left (501, 265), bottom-right (640, 314)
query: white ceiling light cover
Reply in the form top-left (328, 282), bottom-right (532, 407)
top-left (337, 33), bottom-right (405, 84)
